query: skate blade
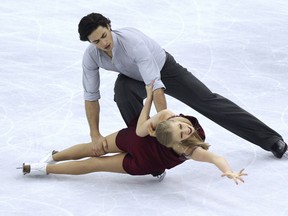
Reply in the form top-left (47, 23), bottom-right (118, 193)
top-left (16, 163), bottom-right (27, 175)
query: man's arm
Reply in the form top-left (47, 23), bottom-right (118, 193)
top-left (85, 100), bottom-right (100, 137)
top-left (152, 88), bottom-right (167, 112)
top-left (85, 100), bottom-right (106, 155)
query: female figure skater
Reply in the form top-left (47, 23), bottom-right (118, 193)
top-left (20, 81), bottom-right (247, 185)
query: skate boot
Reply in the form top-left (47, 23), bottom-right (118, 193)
top-left (40, 150), bottom-right (58, 164)
top-left (18, 163), bottom-right (48, 175)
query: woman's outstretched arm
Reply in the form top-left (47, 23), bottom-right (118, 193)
top-left (190, 147), bottom-right (247, 185)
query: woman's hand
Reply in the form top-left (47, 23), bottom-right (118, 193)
top-left (221, 169), bottom-right (248, 185)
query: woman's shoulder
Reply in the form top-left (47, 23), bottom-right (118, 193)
top-left (158, 109), bottom-right (175, 121)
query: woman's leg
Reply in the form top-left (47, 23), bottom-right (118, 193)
top-left (52, 132), bottom-right (122, 162)
top-left (47, 153), bottom-right (127, 175)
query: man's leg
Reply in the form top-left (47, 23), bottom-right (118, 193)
top-left (161, 52), bottom-right (283, 151)
top-left (114, 74), bottom-right (146, 126)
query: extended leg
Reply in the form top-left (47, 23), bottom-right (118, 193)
top-left (47, 153), bottom-right (127, 175)
top-left (161, 53), bottom-right (282, 151)
top-left (50, 132), bottom-right (122, 162)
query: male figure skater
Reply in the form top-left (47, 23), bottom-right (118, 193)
top-left (78, 13), bottom-right (287, 159)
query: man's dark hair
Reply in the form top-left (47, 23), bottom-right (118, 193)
top-left (78, 13), bottom-right (111, 41)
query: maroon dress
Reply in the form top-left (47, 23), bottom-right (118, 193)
top-left (115, 115), bottom-right (205, 176)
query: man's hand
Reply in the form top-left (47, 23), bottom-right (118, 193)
top-left (91, 134), bottom-right (108, 156)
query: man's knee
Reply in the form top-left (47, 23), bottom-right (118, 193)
top-left (114, 75), bottom-right (130, 100)
top-left (114, 74), bottom-right (145, 102)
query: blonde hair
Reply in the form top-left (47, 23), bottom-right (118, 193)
top-left (155, 118), bottom-right (210, 150)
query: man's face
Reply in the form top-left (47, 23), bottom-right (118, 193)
top-left (88, 26), bottom-right (113, 52)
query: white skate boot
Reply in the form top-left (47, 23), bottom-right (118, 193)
top-left (19, 163), bottom-right (48, 175)
top-left (40, 150), bottom-right (58, 164)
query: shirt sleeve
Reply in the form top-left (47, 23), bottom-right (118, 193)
top-left (132, 41), bottom-right (165, 91)
top-left (82, 48), bottom-right (101, 101)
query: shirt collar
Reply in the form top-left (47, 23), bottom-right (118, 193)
top-left (111, 31), bottom-right (118, 57)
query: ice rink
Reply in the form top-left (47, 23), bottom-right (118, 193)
top-left (1, 0), bottom-right (288, 215)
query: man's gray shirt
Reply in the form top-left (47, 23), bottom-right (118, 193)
top-left (82, 27), bottom-right (166, 101)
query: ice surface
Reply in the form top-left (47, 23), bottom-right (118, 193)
top-left (1, 0), bottom-right (288, 215)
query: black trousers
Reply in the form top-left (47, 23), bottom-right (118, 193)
top-left (114, 52), bottom-right (282, 151)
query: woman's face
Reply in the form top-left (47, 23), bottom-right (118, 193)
top-left (169, 120), bottom-right (195, 143)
